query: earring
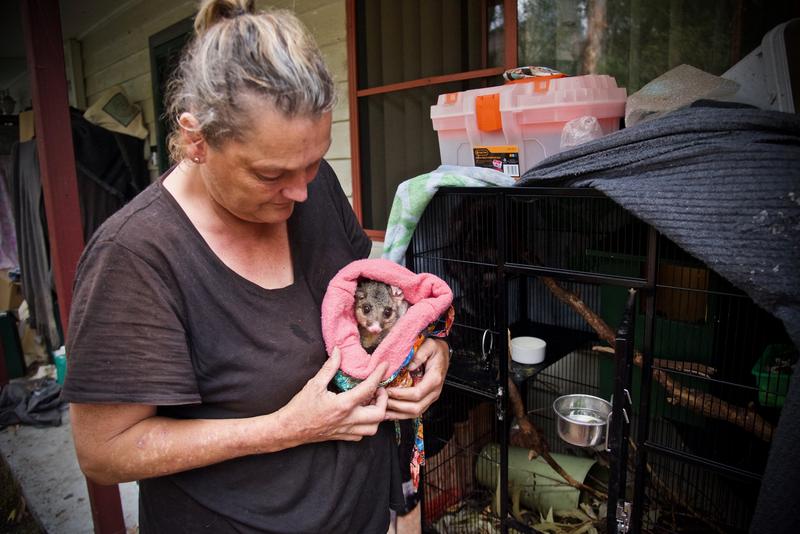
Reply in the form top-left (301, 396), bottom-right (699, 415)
top-left (192, 156), bottom-right (203, 163)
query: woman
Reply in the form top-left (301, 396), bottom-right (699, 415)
top-left (62, 1), bottom-right (449, 532)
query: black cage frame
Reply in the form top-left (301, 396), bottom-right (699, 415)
top-left (408, 186), bottom-right (788, 534)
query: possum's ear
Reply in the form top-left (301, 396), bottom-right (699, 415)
top-left (389, 285), bottom-right (405, 303)
top-left (355, 287), bottom-right (366, 301)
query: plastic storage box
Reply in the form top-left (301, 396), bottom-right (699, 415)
top-left (430, 74), bottom-right (627, 177)
top-left (751, 344), bottom-right (797, 408)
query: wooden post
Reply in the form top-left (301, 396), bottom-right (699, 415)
top-left (345, 0), bottom-right (363, 224)
top-left (504, 0), bottom-right (518, 70)
top-left (21, 1), bottom-right (127, 533)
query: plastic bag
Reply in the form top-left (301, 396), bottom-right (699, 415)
top-left (560, 116), bottom-right (604, 149)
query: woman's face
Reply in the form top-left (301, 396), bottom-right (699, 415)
top-left (199, 102), bottom-right (332, 225)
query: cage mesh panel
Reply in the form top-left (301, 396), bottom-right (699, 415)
top-left (644, 254), bottom-right (784, 467)
top-left (508, 277), bottom-right (522, 326)
top-left (642, 450), bottom-right (760, 534)
top-left (507, 193), bottom-right (649, 277)
top-left (519, 277), bottom-right (603, 333)
top-left (410, 253), bottom-right (500, 393)
top-left (526, 347), bottom-right (605, 455)
top-left (446, 325), bottom-right (500, 395)
top-left (411, 190), bottom-right (499, 266)
top-left (422, 386), bottom-right (500, 532)
top-left (407, 188), bottom-right (789, 534)
top-left (412, 255), bottom-right (498, 331)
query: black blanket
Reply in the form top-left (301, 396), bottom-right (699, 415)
top-left (518, 101), bottom-right (800, 533)
top-left (0, 378), bottom-right (63, 428)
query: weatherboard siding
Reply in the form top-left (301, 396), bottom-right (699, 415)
top-left (77, 0), bottom-right (353, 198)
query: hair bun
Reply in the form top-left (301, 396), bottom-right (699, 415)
top-left (194, 0), bottom-right (255, 35)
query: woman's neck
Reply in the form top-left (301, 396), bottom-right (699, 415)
top-left (163, 162), bottom-right (294, 289)
top-left (165, 161), bottom-right (283, 241)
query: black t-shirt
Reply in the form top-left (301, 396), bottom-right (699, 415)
top-left (63, 161), bottom-right (402, 533)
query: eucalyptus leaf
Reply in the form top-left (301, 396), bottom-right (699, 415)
top-left (555, 509), bottom-right (592, 522)
top-left (579, 502), bottom-right (598, 520)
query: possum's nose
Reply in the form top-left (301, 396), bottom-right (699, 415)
top-left (367, 323), bottom-right (382, 333)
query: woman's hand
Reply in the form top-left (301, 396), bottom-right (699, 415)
top-left (71, 347), bottom-right (389, 485)
top-left (277, 347), bottom-right (390, 444)
top-left (384, 338), bottom-right (450, 420)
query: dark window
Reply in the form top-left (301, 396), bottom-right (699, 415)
top-left (353, 0), bottom-right (507, 232)
top-left (349, 0), bottom-right (800, 233)
top-left (149, 17), bottom-right (194, 174)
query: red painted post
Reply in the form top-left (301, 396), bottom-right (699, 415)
top-left (21, 1), bottom-right (127, 533)
top-left (20, 0), bottom-right (83, 327)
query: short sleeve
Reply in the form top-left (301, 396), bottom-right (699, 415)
top-left (62, 240), bottom-right (200, 405)
top-left (321, 160), bottom-right (372, 260)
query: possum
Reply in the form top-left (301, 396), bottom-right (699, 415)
top-left (354, 278), bottom-right (409, 354)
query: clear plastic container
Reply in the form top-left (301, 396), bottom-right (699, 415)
top-left (722, 18), bottom-right (798, 113)
top-left (431, 74), bottom-right (627, 177)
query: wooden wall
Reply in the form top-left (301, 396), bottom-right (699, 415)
top-left (76, 0), bottom-right (353, 199)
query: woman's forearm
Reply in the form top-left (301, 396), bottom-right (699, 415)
top-left (70, 350), bottom-right (390, 485)
top-left (70, 403), bottom-right (299, 485)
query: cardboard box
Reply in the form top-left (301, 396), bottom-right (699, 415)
top-left (0, 270), bottom-right (23, 312)
top-left (19, 110), bottom-right (35, 142)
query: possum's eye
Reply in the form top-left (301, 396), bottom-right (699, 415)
top-left (362, 304), bottom-right (372, 314)
top-left (383, 308), bottom-right (393, 318)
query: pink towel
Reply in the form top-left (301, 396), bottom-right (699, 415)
top-left (321, 258), bottom-right (454, 382)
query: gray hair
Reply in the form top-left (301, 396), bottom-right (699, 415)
top-left (166, 0), bottom-right (336, 161)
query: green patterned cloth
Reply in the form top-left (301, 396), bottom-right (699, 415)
top-left (381, 165), bottom-right (515, 264)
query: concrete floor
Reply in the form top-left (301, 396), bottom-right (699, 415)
top-left (0, 408), bottom-right (139, 533)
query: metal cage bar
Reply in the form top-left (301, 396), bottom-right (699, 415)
top-left (408, 187), bottom-right (788, 534)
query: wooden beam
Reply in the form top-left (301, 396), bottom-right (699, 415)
top-left (481, 0), bottom-right (488, 68)
top-left (21, 0), bottom-right (84, 332)
top-left (504, 0), bottom-right (518, 70)
top-left (21, 1), bottom-right (126, 533)
top-left (346, 0), bottom-right (363, 223)
top-left (87, 483), bottom-right (127, 534)
top-left (355, 66), bottom-right (505, 97)
top-left (364, 229), bottom-right (386, 241)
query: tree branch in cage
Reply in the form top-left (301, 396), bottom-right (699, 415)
top-left (540, 277), bottom-right (617, 345)
top-left (539, 276), bottom-right (774, 442)
top-left (591, 345), bottom-right (717, 379)
top-left (658, 369), bottom-right (774, 442)
top-left (507, 376), bottom-right (608, 503)
top-left (507, 331), bottom-right (608, 502)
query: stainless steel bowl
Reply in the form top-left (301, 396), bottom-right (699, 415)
top-left (553, 394), bottom-right (612, 448)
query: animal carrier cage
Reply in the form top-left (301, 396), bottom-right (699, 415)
top-left (409, 187), bottom-right (794, 534)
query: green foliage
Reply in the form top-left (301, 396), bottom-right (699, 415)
top-left (517, 0), bottom-right (744, 93)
